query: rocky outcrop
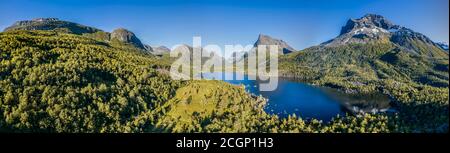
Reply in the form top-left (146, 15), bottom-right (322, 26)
top-left (3, 18), bottom-right (102, 35)
top-left (254, 34), bottom-right (296, 54)
top-left (110, 28), bottom-right (145, 49)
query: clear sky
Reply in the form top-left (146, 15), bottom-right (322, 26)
top-left (1, 0), bottom-right (448, 56)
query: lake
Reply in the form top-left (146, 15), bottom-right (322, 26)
top-left (201, 72), bottom-right (394, 122)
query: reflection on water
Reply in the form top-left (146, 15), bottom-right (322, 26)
top-left (200, 72), bottom-right (394, 122)
top-left (321, 88), bottom-right (394, 114)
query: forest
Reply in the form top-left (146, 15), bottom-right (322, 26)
top-left (279, 41), bottom-right (449, 132)
top-left (0, 30), bottom-right (448, 133)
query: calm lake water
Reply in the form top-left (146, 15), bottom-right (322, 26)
top-left (201, 72), bottom-right (393, 122)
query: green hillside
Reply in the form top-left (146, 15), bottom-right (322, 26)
top-left (0, 30), bottom-right (181, 132)
top-left (0, 30), bottom-right (407, 133)
top-left (0, 30), bottom-right (448, 133)
top-left (279, 41), bottom-right (449, 132)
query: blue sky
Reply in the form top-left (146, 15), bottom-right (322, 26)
top-left (1, 0), bottom-right (448, 56)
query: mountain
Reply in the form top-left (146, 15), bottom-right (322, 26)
top-left (110, 28), bottom-right (145, 49)
top-left (171, 44), bottom-right (224, 74)
top-left (3, 18), bottom-right (149, 50)
top-left (321, 14), bottom-right (445, 57)
top-left (172, 44), bottom-right (220, 59)
top-left (436, 42), bottom-right (449, 51)
top-left (0, 16), bottom-right (447, 133)
top-left (231, 34), bottom-right (296, 62)
top-left (278, 14), bottom-right (449, 131)
top-left (145, 45), bottom-right (171, 55)
top-left (254, 34), bottom-right (296, 54)
top-left (281, 14), bottom-right (448, 87)
top-left (3, 18), bottom-right (102, 35)
top-left (0, 30), bottom-right (273, 133)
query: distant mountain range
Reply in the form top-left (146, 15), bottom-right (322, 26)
top-left (0, 14), bottom-right (448, 133)
top-left (3, 18), bottom-right (171, 55)
top-left (3, 15), bottom-right (447, 59)
top-left (3, 18), bottom-right (299, 58)
top-left (145, 45), bottom-right (171, 55)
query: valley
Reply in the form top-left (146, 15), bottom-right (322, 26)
top-left (0, 14), bottom-right (448, 133)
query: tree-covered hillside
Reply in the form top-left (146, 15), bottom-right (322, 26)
top-left (0, 30), bottom-right (182, 132)
top-left (1, 30), bottom-right (424, 133)
top-left (279, 41), bottom-right (449, 132)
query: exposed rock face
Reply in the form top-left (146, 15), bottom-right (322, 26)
top-left (145, 45), bottom-right (171, 55)
top-left (339, 14), bottom-right (397, 35)
top-left (321, 14), bottom-right (446, 56)
top-left (3, 18), bottom-right (101, 35)
top-left (323, 14), bottom-right (396, 46)
top-left (111, 28), bottom-right (145, 49)
top-left (232, 34), bottom-right (295, 62)
top-left (254, 34), bottom-right (296, 54)
top-left (436, 42), bottom-right (449, 51)
top-left (231, 34), bottom-right (295, 62)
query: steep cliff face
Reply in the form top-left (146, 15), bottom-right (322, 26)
top-left (110, 28), bottom-right (145, 49)
top-left (254, 34), bottom-right (296, 54)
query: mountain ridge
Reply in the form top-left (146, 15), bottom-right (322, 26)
top-left (4, 18), bottom-right (102, 35)
top-left (281, 14), bottom-right (448, 88)
top-left (3, 18), bottom-right (152, 51)
top-left (0, 14), bottom-right (448, 133)
top-left (321, 14), bottom-right (446, 57)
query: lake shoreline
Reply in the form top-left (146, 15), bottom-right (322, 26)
top-left (201, 72), bottom-right (394, 122)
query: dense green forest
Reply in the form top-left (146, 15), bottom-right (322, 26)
top-left (0, 30), bottom-right (181, 132)
top-left (0, 30), bottom-right (448, 133)
top-left (279, 41), bottom-right (449, 132)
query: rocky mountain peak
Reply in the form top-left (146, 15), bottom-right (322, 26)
top-left (340, 14), bottom-right (397, 35)
top-left (254, 34), bottom-right (296, 54)
top-left (256, 34), bottom-right (272, 42)
top-left (111, 28), bottom-right (145, 49)
top-left (321, 14), bottom-right (446, 57)
top-left (323, 14), bottom-right (408, 47)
